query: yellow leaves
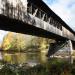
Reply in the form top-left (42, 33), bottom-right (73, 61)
top-left (41, 43), bottom-right (46, 49)
top-left (3, 39), bottom-right (11, 50)
top-left (1, 31), bottom-right (55, 52)
top-left (4, 44), bottom-right (12, 50)
top-left (3, 53), bottom-right (12, 63)
top-left (2, 32), bottom-right (14, 50)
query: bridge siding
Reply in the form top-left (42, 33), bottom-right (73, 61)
top-left (0, 0), bottom-right (75, 41)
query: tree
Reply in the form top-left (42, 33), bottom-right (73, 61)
top-left (1, 32), bottom-right (15, 50)
top-left (1, 32), bottom-right (32, 51)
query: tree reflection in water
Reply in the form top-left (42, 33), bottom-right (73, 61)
top-left (0, 54), bottom-right (74, 75)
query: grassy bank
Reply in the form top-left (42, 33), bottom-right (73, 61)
top-left (0, 58), bottom-right (75, 75)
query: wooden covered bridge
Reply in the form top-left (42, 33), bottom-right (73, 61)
top-left (0, 0), bottom-right (75, 56)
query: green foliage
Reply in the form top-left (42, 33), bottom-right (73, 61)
top-left (1, 33), bottom-right (29, 51)
top-left (1, 32), bottom-right (52, 52)
top-left (0, 59), bottom-right (75, 75)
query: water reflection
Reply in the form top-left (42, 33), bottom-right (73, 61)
top-left (0, 51), bottom-right (47, 65)
top-left (0, 50), bottom-right (74, 75)
top-left (0, 49), bottom-right (75, 67)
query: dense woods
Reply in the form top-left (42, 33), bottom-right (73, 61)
top-left (1, 32), bottom-right (54, 52)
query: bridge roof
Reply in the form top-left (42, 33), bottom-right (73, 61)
top-left (29, 0), bottom-right (75, 35)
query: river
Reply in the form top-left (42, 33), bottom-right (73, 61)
top-left (0, 51), bottom-right (48, 66)
top-left (0, 50), bottom-right (74, 66)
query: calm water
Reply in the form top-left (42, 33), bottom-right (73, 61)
top-left (0, 51), bottom-right (48, 65)
top-left (0, 51), bottom-right (74, 66)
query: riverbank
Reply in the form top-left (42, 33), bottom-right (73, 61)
top-left (0, 58), bottom-right (75, 75)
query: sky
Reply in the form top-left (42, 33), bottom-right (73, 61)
top-left (0, 0), bottom-right (75, 43)
top-left (0, 30), bottom-right (8, 43)
top-left (43, 0), bottom-right (75, 30)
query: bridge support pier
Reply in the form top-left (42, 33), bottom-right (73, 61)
top-left (68, 40), bottom-right (73, 64)
top-left (46, 40), bottom-right (74, 64)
